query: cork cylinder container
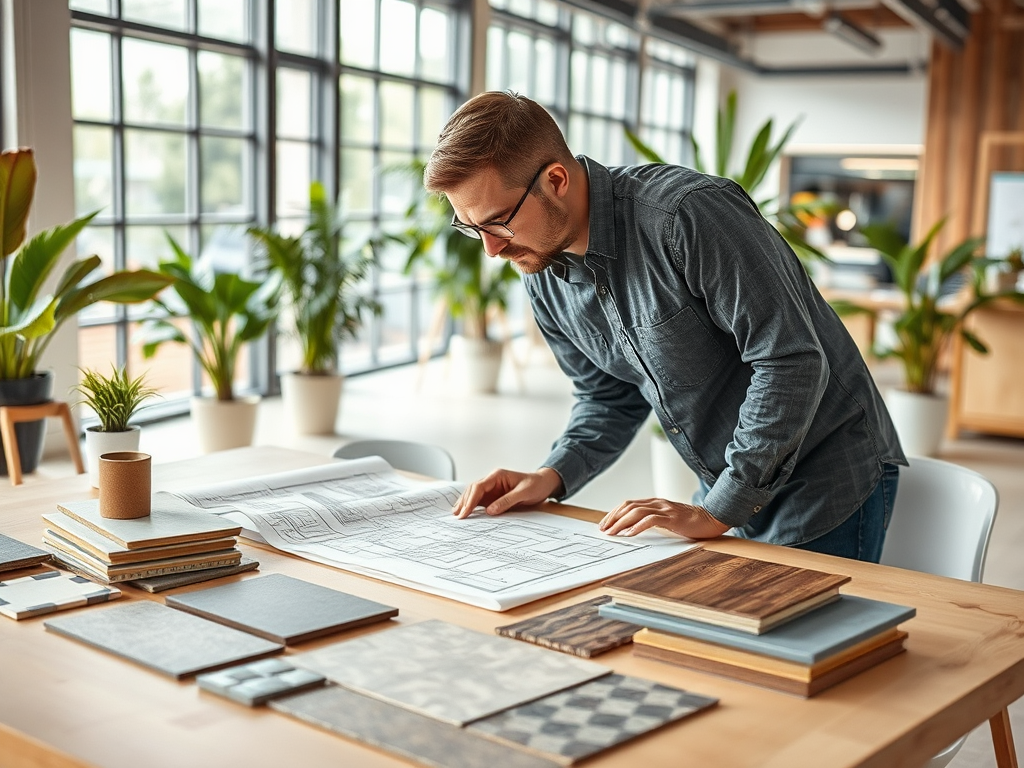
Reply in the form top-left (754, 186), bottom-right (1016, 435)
top-left (98, 451), bottom-right (152, 519)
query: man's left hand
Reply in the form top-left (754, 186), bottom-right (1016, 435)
top-left (599, 498), bottom-right (730, 540)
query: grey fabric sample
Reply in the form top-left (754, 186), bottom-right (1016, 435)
top-left (290, 619), bottom-right (609, 725)
top-left (0, 532), bottom-right (50, 573)
top-left (270, 685), bottom-right (560, 768)
top-left (127, 557), bottom-right (259, 593)
top-left (44, 601), bottom-right (282, 678)
top-left (197, 658), bottom-right (325, 706)
top-left (467, 673), bottom-right (718, 764)
top-left (165, 573), bottom-right (398, 644)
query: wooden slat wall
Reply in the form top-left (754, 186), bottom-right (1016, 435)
top-left (914, 0), bottom-right (1024, 252)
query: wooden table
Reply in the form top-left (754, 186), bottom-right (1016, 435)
top-left (1, 446), bottom-right (1022, 768)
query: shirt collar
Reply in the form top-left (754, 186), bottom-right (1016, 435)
top-left (547, 155), bottom-right (616, 283)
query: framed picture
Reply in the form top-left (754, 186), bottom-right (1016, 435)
top-left (987, 172), bottom-right (1024, 257)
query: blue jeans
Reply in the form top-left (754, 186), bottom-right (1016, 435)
top-left (794, 464), bottom-right (900, 563)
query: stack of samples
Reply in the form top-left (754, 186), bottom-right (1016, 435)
top-left (41, 491), bottom-right (244, 584)
top-left (599, 548), bottom-right (916, 696)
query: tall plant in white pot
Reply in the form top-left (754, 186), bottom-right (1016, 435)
top-left (248, 182), bottom-right (377, 434)
top-left (834, 218), bottom-right (1024, 455)
top-left (71, 365), bottom-right (159, 487)
top-left (137, 236), bottom-right (281, 453)
top-left (395, 162), bottom-right (519, 394)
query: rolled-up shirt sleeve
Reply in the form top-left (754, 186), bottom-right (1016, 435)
top-left (673, 182), bottom-right (830, 528)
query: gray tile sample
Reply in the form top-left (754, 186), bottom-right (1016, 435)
top-left (467, 673), bottom-right (718, 765)
top-left (291, 619), bottom-right (610, 725)
top-left (165, 573), bottom-right (398, 645)
top-left (44, 601), bottom-right (283, 679)
top-left (55, 492), bottom-right (241, 549)
top-left (197, 658), bottom-right (325, 706)
top-left (0, 571), bottom-right (120, 620)
top-left (0, 532), bottom-right (50, 573)
top-left (270, 685), bottom-right (560, 768)
top-left (128, 556), bottom-right (259, 593)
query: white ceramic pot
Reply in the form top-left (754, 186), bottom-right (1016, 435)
top-left (448, 335), bottom-right (504, 394)
top-left (885, 388), bottom-right (949, 457)
top-left (84, 425), bottom-right (141, 488)
top-left (650, 433), bottom-right (701, 503)
top-left (190, 395), bottom-right (260, 453)
top-left (281, 372), bottom-right (343, 435)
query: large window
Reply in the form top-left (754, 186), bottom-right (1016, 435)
top-left (337, 0), bottom-right (461, 373)
top-left (71, 1), bottom-right (258, 406)
top-left (68, 0), bottom-right (696, 412)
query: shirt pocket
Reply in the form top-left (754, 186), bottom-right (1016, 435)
top-left (634, 306), bottom-right (724, 388)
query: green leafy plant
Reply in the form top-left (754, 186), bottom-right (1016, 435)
top-left (0, 148), bottom-right (172, 379)
top-left (832, 218), bottom-right (1024, 395)
top-left (248, 182), bottom-right (378, 375)
top-left (393, 161), bottom-right (519, 341)
top-left (625, 91), bottom-right (831, 267)
top-left (72, 365), bottom-right (159, 432)
top-left (137, 235), bottom-right (281, 401)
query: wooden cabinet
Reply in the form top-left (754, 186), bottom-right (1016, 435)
top-left (949, 302), bottom-right (1024, 439)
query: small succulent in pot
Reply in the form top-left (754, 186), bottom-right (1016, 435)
top-left (72, 365), bottom-right (159, 433)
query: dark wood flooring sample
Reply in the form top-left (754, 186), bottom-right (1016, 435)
top-left (0, 532), bottom-right (50, 573)
top-left (495, 596), bottom-right (641, 657)
top-left (270, 685), bottom-right (560, 768)
top-left (165, 573), bottom-right (398, 644)
top-left (604, 548), bottom-right (851, 633)
top-left (44, 601), bottom-right (282, 678)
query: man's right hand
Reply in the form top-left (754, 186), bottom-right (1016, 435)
top-left (451, 467), bottom-right (564, 519)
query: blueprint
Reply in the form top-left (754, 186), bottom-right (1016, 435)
top-left (174, 457), bottom-right (694, 611)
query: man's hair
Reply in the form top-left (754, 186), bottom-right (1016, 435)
top-left (424, 91), bottom-right (575, 194)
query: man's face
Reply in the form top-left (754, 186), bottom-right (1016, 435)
top-left (446, 165), bottom-right (577, 275)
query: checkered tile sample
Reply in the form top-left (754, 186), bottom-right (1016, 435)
top-left (0, 571), bottom-right (119, 620)
top-left (468, 673), bottom-right (717, 764)
top-left (197, 658), bottom-right (325, 706)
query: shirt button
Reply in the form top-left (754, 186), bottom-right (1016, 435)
top-left (753, 505), bottom-right (762, 513)
top-left (669, 427), bottom-right (680, 434)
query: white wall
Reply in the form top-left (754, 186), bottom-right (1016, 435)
top-left (7, 0), bottom-right (81, 452)
top-left (698, 30), bottom-right (929, 200)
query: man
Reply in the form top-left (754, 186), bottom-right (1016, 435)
top-left (430, 91), bottom-right (906, 562)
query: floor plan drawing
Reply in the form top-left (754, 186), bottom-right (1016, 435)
top-left (177, 457), bottom-right (693, 610)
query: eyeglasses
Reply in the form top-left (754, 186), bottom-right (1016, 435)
top-left (450, 164), bottom-right (548, 240)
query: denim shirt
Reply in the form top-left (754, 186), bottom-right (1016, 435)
top-left (524, 157), bottom-right (906, 546)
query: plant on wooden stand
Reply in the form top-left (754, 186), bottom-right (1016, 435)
top-left (71, 365), bottom-right (159, 487)
top-left (0, 148), bottom-right (171, 477)
top-left (137, 235), bottom-right (281, 453)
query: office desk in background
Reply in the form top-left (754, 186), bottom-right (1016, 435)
top-left (0, 446), bottom-right (1021, 768)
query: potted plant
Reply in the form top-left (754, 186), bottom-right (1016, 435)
top-left (395, 161), bottom-right (519, 394)
top-left (137, 235), bottom-right (281, 453)
top-left (625, 91), bottom-right (833, 270)
top-left (834, 218), bottom-right (1024, 455)
top-left (71, 365), bottom-right (159, 487)
top-left (0, 148), bottom-right (171, 477)
top-left (248, 182), bottom-right (377, 434)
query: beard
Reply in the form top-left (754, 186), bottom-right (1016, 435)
top-left (500, 194), bottom-right (579, 275)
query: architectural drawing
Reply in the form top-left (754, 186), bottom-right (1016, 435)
top-left (177, 457), bottom-right (693, 610)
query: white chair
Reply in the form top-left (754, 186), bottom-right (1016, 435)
top-left (332, 439), bottom-right (456, 481)
top-left (880, 456), bottom-right (1001, 768)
